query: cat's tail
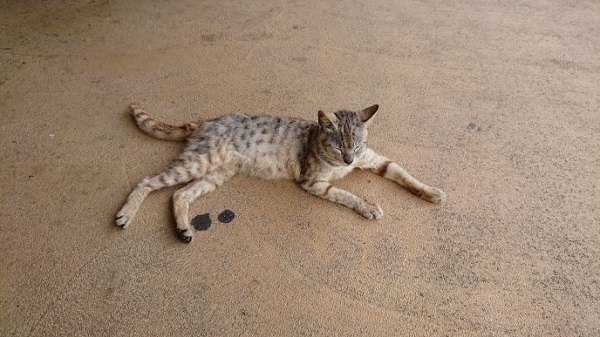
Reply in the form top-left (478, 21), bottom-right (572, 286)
top-left (129, 104), bottom-right (201, 141)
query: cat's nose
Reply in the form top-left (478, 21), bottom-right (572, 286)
top-left (343, 154), bottom-right (354, 165)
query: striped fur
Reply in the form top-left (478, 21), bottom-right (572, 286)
top-left (131, 104), bottom-right (201, 141)
top-left (116, 103), bottom-right (446, 243)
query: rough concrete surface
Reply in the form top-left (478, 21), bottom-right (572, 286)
top-left (1, 0), bottom-right (599, 336)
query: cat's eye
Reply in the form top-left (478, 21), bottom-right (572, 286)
top-left (332, 147), bottom-right (342, 154)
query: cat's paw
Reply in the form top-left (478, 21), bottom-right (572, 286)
top-left (422, 186), bottom-right (446, 204)
top-left (115, 205), bottom-right (135, 228)
top-left (176, 228), bottom-right (193, 243)
top-left (357, 202), bottom-right (384, 219)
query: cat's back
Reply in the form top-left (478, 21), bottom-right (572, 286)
top-left (193, 113), bottom-right (317, 179)
top-left (202, 113), bottom-right (314, 146)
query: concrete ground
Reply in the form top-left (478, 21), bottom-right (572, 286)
top-left (1, 0), bottom-right (598, 336)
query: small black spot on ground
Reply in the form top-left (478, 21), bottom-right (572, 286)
top-left (192, 213), bottom-right (212, 231)
top-left (467, 122), bottom-right (482, 132)
top-left (217, 210), bottom-right (235, 223)
top-left (201, 33), bottom-right (219, 43)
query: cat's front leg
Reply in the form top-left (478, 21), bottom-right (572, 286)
top-left (298, 180), bottom-right (383, 219)
top-left (357, 149), bottom-right (446, 204)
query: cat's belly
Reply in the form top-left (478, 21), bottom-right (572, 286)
top-left (236, 155), bottom-right (297, 180)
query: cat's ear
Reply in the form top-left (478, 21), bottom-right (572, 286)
top-left (358, 104), bottom-right (379, 124)
top-left (318, 110), bottom-right (337, 131)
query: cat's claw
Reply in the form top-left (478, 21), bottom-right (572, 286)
top-left (422, 186), bottom-right (446, 204)
top-left (357, 202), bottom-right (383, 219)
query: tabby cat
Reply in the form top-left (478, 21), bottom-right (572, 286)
top-left (116, 104), bottom-right (446, 243)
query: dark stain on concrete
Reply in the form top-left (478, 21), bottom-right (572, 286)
top-left (192, 213), bottom-right (212, 231)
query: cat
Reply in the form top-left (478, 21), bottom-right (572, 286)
top-left (116, 103), bottom-right (446, 243)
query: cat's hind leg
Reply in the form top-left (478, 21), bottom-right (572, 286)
top-left (116, 162), bottom-right (204, 228)
top-left (172, 168), bottom-right (234, 243)
top-left (357, 149), bottom-right (446, 204)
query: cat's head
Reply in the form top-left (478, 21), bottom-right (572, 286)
top-left (317, 104), bottom-right (378, 166)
